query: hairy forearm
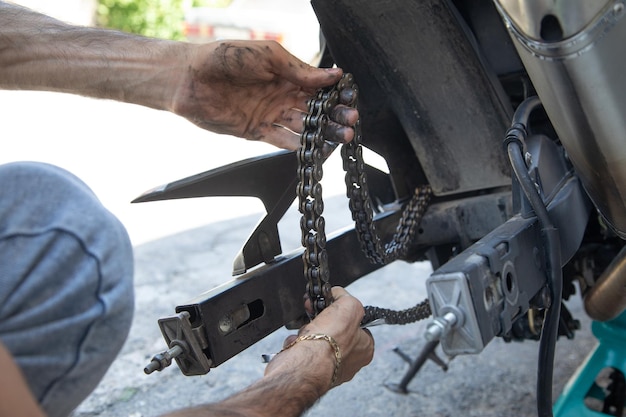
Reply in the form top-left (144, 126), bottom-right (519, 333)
top-left (167, 372), bottom-right (324, 417)
top-left (0, 1), bottom-right (189, 111)
top-left (161, 341), bottom-right (334, 417)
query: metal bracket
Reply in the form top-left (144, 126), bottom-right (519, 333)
top-left (145, 311), bottom-right (212, 376)
top-left (426, 136), bottom-right (592, 356)
top-left (145, 190), bottom-right (513, 374)
top-left (132, 151), bottom-right (298, 275)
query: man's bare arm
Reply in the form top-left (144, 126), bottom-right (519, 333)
top-left (0, 342), bottom-right (45, 417)
top-left (0, 1), bottom-right (357, 149)
top-left (0, 2), bottom-right (185, 110)
top-left (163, 342), bottom-right (335, 417)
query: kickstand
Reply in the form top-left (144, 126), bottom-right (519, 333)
top-left (386, 340), bottom-right (448, 394)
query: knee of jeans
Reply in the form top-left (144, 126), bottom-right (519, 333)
top-left (0, 161), bottom-right (133, 270)
top-left (0, 162), bottom-right (135, 416)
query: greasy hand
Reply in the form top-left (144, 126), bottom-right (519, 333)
top-left (267, 287), bottom-right (374, 389)
top-left (171, 40), bottom-right (358, 150)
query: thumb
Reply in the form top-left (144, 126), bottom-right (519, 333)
top-left (279, 54), bottom-right (343, 89)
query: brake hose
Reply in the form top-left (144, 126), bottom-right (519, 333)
top-left (504, 96), bottom-right (562, 417)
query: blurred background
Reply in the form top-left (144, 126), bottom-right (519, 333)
top-left (1, 0), bottom-right (330, 245)
top-left (6, 0), bottom-right (321, 60)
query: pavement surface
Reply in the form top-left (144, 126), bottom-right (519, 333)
top-left (70, 193), bottom-right (599, 417)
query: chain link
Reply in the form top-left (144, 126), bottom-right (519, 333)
top-left (298, 73), bottom-right (432, 324)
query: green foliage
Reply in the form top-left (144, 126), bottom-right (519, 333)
top-left (97, 0), bottom-right (185, 40)
top-left (192, 0), bottom-right (232, 6)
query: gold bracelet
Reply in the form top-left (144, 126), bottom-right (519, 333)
top-left (281, 333), bottom-right (342, 387)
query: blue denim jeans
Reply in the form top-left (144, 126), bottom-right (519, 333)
top-left (0, 162), bottom-right (134, 417)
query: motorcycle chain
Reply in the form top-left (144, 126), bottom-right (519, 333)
top-left (297, 73), bottom-right (432, 324)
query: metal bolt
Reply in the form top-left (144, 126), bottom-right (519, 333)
top-left (424, 311), bottom-right (459, 342)
top-left (144, 344), bottom-right (184, 375)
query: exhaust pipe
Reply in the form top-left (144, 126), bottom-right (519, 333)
top-left (494, 0), bottom-right (626, 238)
top-left (584, 245), bottom-right (626, 321)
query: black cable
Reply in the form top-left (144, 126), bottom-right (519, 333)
top-left (504, 96), bottom-right (562, 417)
top-left (512, 95), bottom-right (542, 127)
